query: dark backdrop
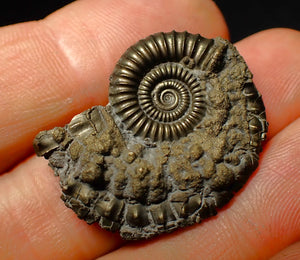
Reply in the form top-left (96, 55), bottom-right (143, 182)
top-left (0, 0), bottom-right (299, 42)
top-left (215, 0), bottom-right (299, 42)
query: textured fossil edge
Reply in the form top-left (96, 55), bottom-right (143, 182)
top-left (33, 32), bottom-right (268, 240)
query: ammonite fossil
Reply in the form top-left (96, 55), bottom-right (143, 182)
top-left (33, 31), bottom-right (268, 240)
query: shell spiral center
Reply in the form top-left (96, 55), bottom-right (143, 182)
top-left (134, 63), bottom-right (206, 140)
top-left (145, 79), bottom-right (190, 122)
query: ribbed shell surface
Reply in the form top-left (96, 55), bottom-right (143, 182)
top-left (109, 31), bottom-right (215, 141)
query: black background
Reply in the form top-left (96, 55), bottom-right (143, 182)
top-left (215, 0), bottom-right (299, 42)
top-left (0, 0), bottom-right (299, 42)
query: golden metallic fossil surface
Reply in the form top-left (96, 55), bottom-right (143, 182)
top-left (33, 31), bottom-right (268, 240)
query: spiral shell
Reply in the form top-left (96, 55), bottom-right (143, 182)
top-left (109, 31), bottom-right (225, 141)
top-left (33, 31), bottom-right (268, 240)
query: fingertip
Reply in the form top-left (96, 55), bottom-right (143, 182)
top-left (188, 0), bottom-right (229, 39)
top-left (235, 28), bottom-right (300, 138)
top-left (270, 240), bottom-right (300, 260)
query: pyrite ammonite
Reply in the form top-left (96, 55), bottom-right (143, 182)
top-left (33, 31), bottom-right (268, 240)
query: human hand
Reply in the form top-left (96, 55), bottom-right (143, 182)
top-left (0, 0), bottom-right (299, 259)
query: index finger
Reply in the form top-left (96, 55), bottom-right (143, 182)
top-left (0, 0), bottom-right (228, 173)
top-left (0, 0), bottom-right (228, 259)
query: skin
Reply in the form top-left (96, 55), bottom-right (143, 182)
top-left (0, 0), bottom-right (299, 259)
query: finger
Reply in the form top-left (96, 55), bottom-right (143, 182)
top-left (235, 28), bottom-right (300, 139)
top-left (0, 156), bottom-right (123, 259)
top-left (0, 0), bottom-right (228, 258)
top-left (100, 118), bottom-right (300, 260)
top-left (0, 0), bottom-right (228, 173)
top-left (270, 240), bottom-right (300, 260)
